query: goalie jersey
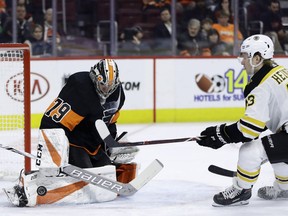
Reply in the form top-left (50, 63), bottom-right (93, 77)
top-left (40, 72), bottom-right (125, 154)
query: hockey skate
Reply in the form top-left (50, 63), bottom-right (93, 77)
top-left (212, 178), bottom-right (252, 207)
top-left (258, 186), bottom-right (288, 200)
top-left (3, 169), bottom-right (28, 207)
top-left (3, 185), bottom-right (28, 207)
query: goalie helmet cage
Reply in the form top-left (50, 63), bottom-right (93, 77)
top-left (0, 43), bottom-right (31, 179)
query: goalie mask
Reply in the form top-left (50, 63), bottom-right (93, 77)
top-left (90, 59), bottom-right (120, 100)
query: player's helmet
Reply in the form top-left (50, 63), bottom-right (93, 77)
top-left (240, 34), bottom-right (274, 59)
top-left (90, 59), bottom-right (120, 99)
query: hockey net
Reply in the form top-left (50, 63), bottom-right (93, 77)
top-left (0, 44), bottom-right (31, 179)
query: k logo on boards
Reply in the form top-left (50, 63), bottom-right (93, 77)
top-left (6, 72), bottom-right (50, 102)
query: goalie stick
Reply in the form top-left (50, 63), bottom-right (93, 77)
top-left (62, 159), bottom-right (163, 196)
top-left (0, 143), bottom-right (163, 196)
top-left (96, 120), bottom-right (199, 148)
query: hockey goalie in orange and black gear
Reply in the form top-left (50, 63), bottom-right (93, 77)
top-left (40, 59), bottom-right (137, 183)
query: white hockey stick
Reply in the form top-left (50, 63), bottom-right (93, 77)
top-left (0, 143), bottom-right (163, 196)
top-left (96, 119), bottom-right (199, 148)
top-left (63, 159), bottom-right (163, 196)
top-left (0, 143), bottom-right (37, 159)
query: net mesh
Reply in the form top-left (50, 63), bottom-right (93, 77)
top-left (0, 48), bottom-right (27, 179)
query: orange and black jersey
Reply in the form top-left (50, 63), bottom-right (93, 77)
top-left (40, 72), bottom-right (125, 154)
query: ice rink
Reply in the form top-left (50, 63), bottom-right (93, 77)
top-left (0, 122), bottom-right (287, 216)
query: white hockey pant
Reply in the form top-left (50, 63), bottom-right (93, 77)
top-left (237, 139), bottom-right (288, 190)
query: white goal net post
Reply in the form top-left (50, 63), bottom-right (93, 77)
top-left (0, 43), bottom-right (31, 179)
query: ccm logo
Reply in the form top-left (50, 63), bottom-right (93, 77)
top-left (36, 143), bottom-right (43, 166)
top-left (70, 169), bottom-right (123, 192)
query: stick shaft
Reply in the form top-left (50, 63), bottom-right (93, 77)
top-left (117, 137), bottom-right (199, 147)
top-left (0, 143), bottom-right (37, 159)
top-left (96, 119), bottom-right (200, 148)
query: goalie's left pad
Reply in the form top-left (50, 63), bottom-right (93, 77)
top-left (4, 165), bottom-right (118, 207)
top-left (36, 128), bottom-right (69, 169)
top-left (4, 128), bottom-right (118, 207)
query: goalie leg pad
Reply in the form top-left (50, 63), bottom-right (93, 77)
top-left (4, 165), bottom-right (118, 207)
top-left (36, 129), bottom-right (69, 169)
top-left (116, 163), bottom-right (138, 183)
top-left (36, 165), bottom-right (117, 205)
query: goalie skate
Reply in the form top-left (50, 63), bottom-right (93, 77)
top-left (258, 186), bottom-right (288, 200)
top-left (3, 185), bottom-right (28, 207)
top-left (212, 178), bottom-right (251, 207)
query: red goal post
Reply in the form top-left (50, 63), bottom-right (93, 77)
top-left (0, 43), bottom-right (31, 178)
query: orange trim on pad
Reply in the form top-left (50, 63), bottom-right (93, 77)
top-left (37, 181), bottom-right (88, 204)
top-left (41, 130), bottom-right (62, 167)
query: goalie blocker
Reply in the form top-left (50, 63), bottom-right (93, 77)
top-left (4, 129), bottom-right (138, 207)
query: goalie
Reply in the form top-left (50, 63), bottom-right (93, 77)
top-left (4, 59), bottom-right (139, 207)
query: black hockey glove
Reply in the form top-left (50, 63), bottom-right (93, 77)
top-left (196, 124), bottom-right (232, 149)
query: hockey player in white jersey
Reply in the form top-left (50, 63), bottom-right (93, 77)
top-left (196, 34), bottom-right (288, 206)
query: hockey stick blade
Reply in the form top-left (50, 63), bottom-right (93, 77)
top-left (208, 159), bottom-right (268, 178)
top-left (63, 159), bottom-right (163, 196)
top-left (0, 143), bottom-right (37, 159)
top-left (96, 119), bottom-right (199, 148)
top-left (129, 159), bottom-right (163, 191)
top-left (208, 165), bottom-right (236, 177)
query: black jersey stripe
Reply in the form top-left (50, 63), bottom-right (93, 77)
top-left (276, 175), bottom-right (288, 183)
top-left (237, 169), bottom-right (259, 180)
top-left (237, 166), bottom-right (260, 183)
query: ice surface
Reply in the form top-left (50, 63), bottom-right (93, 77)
top-left (0, 122), bottom-right (287, 216)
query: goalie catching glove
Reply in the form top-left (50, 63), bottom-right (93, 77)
top-left (108, 133), bottom-right (139, 164)
top-left (196, 124), bottom-right (232, 149)
top-left (109, 146), bottom-right (139, 164)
